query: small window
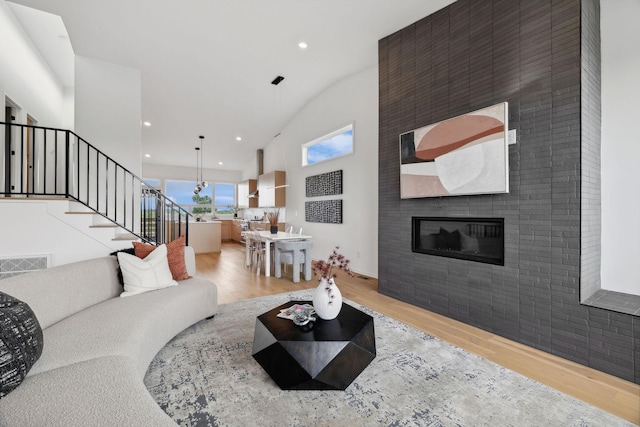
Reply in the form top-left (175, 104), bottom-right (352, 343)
top-left (302, 124), bottom-right (353, 166)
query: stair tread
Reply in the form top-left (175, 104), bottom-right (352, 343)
top-left (89, 224), bottom-right (119, 228)
top-left (112, 235), bottom-right (137, 241)
top-left (65, 211), bottom-right (97, 215)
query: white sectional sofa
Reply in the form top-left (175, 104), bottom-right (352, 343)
top-left (0, 246), bottom-right (217, 426)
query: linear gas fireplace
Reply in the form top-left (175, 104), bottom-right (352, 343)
top-left (412, 217), bottom-right (504, 265)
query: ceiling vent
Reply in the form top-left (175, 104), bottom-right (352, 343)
top-left (271, 75), bottom-right (285, 85)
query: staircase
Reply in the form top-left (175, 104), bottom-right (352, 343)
top-left (65, 201), bottom-right (138, 243)
top-left (0, 121), bottom-right (190, 247)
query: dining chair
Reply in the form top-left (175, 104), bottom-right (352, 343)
top-left (274, 240), bottom-right (313, 283)
top-left (243, 231), bottom-right (251, 267)
top-left (281, 226), bottom-right (303, 273)
top-left (249, 230), bottom-right (266, 275)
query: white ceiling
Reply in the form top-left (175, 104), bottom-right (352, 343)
top-left (8, 0), bottom-right (455, 171)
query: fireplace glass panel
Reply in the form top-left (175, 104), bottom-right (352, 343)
top-left (412, 217), bottom-right (504, 265)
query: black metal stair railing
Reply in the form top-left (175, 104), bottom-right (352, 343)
top-left (0, 121), bottom-right (190, 245)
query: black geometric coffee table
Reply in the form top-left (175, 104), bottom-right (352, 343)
top-left (252, 300), bottom-right (376, 390)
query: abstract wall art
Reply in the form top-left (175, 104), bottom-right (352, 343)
top-left (305, 170), bottom-right (343, 197)
top-left (305, 200), bottom-right (342, 224)
top-left (399, 102), bottom-right (509, 199)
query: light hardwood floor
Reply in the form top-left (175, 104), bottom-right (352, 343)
top-left (196, 242), bottom-right (640, 425)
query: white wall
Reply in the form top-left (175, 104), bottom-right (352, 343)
top-left (261, 67), bottom-right (379, 277)
top-left (600, 0), bottom-right (640, 295)
top-left (0, 200), bottom-right (129, 267)
top-left (0, 2), bottom-right (147, 267)
top-left (75, 56), bottom-right (142, 175)
top-left (0, 0), bottom-right (69, 126)
top-left (143, 163), bottom-right (242, 185)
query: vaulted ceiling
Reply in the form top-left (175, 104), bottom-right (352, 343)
top-left (9, 0), bottom-right (455, 170)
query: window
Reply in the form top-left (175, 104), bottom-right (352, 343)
top-left (143, 178), bottom-right (161, 190)
top-left (213, 183), bottom-right (236, 215)
top-left (302, 124), bottom-right (354, 166)
top-left (165, 180), bottom-right (213, 215)
top-left (164, 180), bottom-right (237, 216)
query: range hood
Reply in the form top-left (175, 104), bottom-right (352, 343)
top-left (248, 149), bottom-right (263, 198)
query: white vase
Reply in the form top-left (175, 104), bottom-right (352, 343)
top-left (312, 277), bottom-right (342, 320)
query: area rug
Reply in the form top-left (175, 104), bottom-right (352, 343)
top-left (144, 290), bottom-right (633, 427)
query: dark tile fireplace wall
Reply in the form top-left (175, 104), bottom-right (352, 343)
top-left (378, 0), bottom-right (639, 384)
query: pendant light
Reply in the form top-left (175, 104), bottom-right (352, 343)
top-left (193, 135), bottom-right (207, 195)
top-left (271, 76), bottom-right (289, 189)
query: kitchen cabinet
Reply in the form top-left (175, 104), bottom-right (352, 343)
top-left (258, 171), bottom-right (286, 208)
top-left (221, 220), bottom-right (232, 241)
top-left (231, 220), bottom-right (244, 243)
top-left (237, 179), bottom-right (258, 208)
top-left (248, 221), bottom-right (285, 231)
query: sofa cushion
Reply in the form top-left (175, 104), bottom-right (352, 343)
top-left (0, 292), bottom-right (43, 398)
top-left (0, 356), bottom-right (176, 426)
top-left (133, 236), bottom-right (191, 281)
top-left (0, 257), bottom-right (121, 330)
top-left (28, 276), bottom-right (217, 378)
top-left (118, 245), bottom-right (177, 297)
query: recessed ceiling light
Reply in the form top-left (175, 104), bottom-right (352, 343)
top-left (143, 121), bottom-right (151, 127)
top-left (236, 136), bottom-right (242, 141)
top-left (298, 42), bottom-right (308, 49)
top-left (144, 154), bottom-right (151, 158)
top-left (218, 161), bottom-right (223, 165)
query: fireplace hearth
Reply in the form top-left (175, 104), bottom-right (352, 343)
top-left (411, 217), bottom-right (504, 265)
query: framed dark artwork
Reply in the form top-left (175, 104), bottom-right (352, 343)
top-left (305, 170), bottom-right (343, 197)
top-left (400, 102), bottom-right (509, 198)
top-left (305, 200), bottom-right (342, 224)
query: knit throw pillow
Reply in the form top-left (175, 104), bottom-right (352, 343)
top-left (0, 291), bottom-right (43, 398)
top-left (132, 235), bottom-right (191, 281)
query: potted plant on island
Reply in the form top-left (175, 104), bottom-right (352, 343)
top-left (266, 209), bottom-right (280, 234)
top-left (311, 246), bottom-right (354, 320)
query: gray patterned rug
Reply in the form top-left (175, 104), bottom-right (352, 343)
top-left (144, 290), bottom-right (633, 427)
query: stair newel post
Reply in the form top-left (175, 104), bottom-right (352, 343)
top-left (185, 215), bottom-right (189, 246)
top-left (114, 164), bottom-right (118, 225)
top-left (130, 174), bottom-right (135, 233)
top-left (76, 135), bottom-right (80, 200)
top-left (43, 129), bottom-right (47, 195)
top-left (65, 131), bottom-right (70, 197)
top-left (25, 127), bottom-right (31, 194)
top-left (105, 158), bottom-right (109, 218)
top-left (54, 131), bottom-right (58, 194)
top-left (95, 147), bottom-right (99, 213)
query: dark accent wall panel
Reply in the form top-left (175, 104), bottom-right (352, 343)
top-left (378, 0), bottom-right (638, 384)
top-left (580, 0), bottom-right (602, 300)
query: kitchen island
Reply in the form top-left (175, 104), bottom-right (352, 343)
top-left (185, 220), bottom-right (222, 254)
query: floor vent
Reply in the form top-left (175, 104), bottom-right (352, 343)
top-left (0, 255), bottom-right (50, 280)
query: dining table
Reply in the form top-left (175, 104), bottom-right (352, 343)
top-left (246, 230), bottom-right (313, 277)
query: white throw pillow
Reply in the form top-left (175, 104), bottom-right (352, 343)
top-left (117, 244), bottom-right (178, 297)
